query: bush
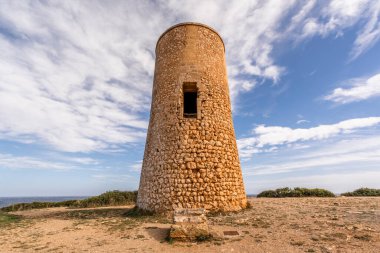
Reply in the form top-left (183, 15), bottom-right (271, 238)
top-left (1, 190), bottom-right (138, 212)
top-left (257, 187), bottom-right (335, 198)
top-left (341, 188), bottom-right (380, 197)
top-left (0, 200), bottom-right (79, 212)
top-left (75, 190), bottom-right (138, 208)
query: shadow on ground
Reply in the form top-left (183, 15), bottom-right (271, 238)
top-left (145, 227), bottom-right (170, 241)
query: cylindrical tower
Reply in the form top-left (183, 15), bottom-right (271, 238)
top-left (137, 22), bottom-right (247, 212)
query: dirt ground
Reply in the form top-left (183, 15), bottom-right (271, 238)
top-left (0, 197), bottom-right (379, 253)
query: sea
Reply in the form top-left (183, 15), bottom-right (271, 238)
top-left (0, 196), bottom-right (90, 208)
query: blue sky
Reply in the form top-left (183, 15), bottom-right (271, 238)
top-left (1, 0), bottom-right (380, 196)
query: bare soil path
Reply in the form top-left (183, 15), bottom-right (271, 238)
top-left (0, 197), bottom-right (379, 253)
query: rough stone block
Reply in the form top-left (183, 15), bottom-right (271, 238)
top-left (169, 208), bottom-right (211, 241)
top-left (169, 223), bottom-right (210, 241)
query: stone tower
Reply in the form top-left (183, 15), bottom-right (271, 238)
top-left (137, 22), bottom-right (247, 213)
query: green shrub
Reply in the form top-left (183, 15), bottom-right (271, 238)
top-left (0, 200), bottom-right (79, 212)
top-left (341, 188), bottom-right (380, 197)
top-left (75, 190), bottom-right (138, 208)
top-left (257, 187), bottom-right (335, 198)
top-left (1, 190), bottom-right (138, 212)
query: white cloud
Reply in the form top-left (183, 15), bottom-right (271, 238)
top-left (325, 73), bottom-right (380, 104)
top-left (350, 2), bottom-right (380, 60)
top-left (294, 0), bottom-right (380, 60)
top-left (0, 1), bottom-right (379, 152)
top-left (0, 153), bottom-right (74, 170)
top-left (0, 1), bottom-right (157, 152)
top-left (91, 174), bottom-right (133, 183)
top-left (238, 117), bottom-right (380, 158)
top-left (242, 135), bottom-right (380, 193)
top-left (250, 148), bottom-right (380, 176)
top-left (129, 161), bottom-right (142, 172)
top-left (296, 119), bottom-right (310, 124)
top-left (241, 127), bottom-right (380, 193)
top-left (240, 80), bottom-right (258, 92)
top-left (65, 157), bottom-right (99, 165)
top-left (166, 0), bottom-right (294, 100)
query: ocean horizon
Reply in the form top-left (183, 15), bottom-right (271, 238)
top-left (0, 196), bottom-right (90, 208)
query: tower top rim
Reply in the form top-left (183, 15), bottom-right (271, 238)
top-left (155, 22), bottom-right (225, 53)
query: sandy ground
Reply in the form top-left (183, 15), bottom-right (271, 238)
top-left (0, 197), bottom-right (379, 253)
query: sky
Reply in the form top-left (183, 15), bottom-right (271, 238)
top-left (0, 0), bottom-right (380, 196)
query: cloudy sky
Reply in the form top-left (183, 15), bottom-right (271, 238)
top-left (1, 0), bottom-right (380, 196)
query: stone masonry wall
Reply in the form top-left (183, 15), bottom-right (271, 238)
top-left (137, 23), bottom-right (247, 213)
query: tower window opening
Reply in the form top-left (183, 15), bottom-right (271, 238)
top-left (183, 83), bottom-right (197, 118)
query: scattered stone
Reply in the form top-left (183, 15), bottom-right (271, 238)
top-left (223, 231), bottom-right (239, 236)
top-left (234, 218), bottom-right (249, 225)
top-left (311, 235), bottom-right (319, 241)
top-left (351, 224), bottom-right (364, 231)
top-left (290, 241), bottom-right (304, 246)
top-left (320, 246), bottom-right (334, 253)
top-left (354, 234), bottom-right (371, 241)
top-left (145, 226), bottom-right (158, 230)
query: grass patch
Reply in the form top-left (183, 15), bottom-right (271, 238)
top-left (124, 206), bottom-right (171, 224)
top-left (105, 218), bottom-right (138, 233)
top-left (195, 234), bottom-right (213, 242)
top-left (124, 206), bottom-right (155, 218)
top-left (257, 187), bottom-right (335, 198)
top-left (341, 188), bottom-right (380, 197)
top-left (164, 235), bottom-right (174, 244)
top-left (1, 190), bottom-right (137, 212)
top-left (251, 218), bottom-right (271, 228)
top-left (207, 202), bottom-right (254, 217)
top-left (56, 208), bottom-right (127, 219)
top-left (354, 234), bottom-right (372, 241)
top-left (0, 211), bottom-right (20, 226)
